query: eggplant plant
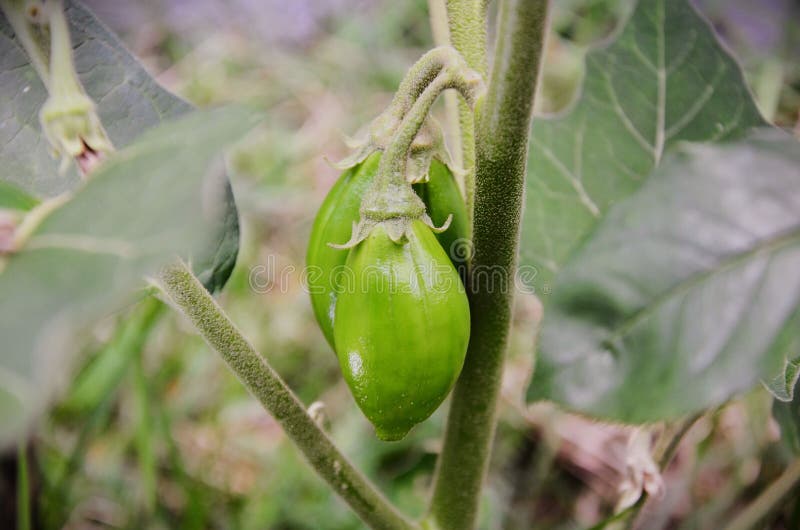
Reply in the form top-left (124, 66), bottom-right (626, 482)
top-left (1, 0), bottom-right (799, 529)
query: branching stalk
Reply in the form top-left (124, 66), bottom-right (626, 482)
top-left (427, 1), bottom-right (550, 529)
top-left (388, 47), bottom-right (470, 120)
top-left (158, 261), bottom-right (417, 530)
top-left (378, 66), bottom-right (482, 191)
top-left (354, 60), bottom-right (483, 233)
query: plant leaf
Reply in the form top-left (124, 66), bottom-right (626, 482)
top-left (527, 129), bottom-right (800, 422)
top-left (0, 106), bottom-right (260, 447)
top-left (0, 181), bottom-right (38, 211)
top-left (0, 1), bottom-right (239, 290)
top-left (764, 357), bottom-right (800, 402)
top-left (772, 363), bottom-right (800, 455)
top-left (519, 0), bottom-right (764, 296)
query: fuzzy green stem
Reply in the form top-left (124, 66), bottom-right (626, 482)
top-left (381, 69), bottom-right (479, 187)
top-left (426, 1), bottom-right (549, 529)
top-left (159, 261), bottom-right (417, 530)
top-left (388, 47), bottom-right (467, 120)
top-left (1, 0), bottom-right (51, 87)
top-left (442, 0), bottom-right (489, 231)
top-left (362, 62), bottom-right (482, 222)
top-left (724, 458), bottom-right (800, 530)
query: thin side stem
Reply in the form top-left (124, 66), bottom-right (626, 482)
top-left (389, 47), bottom-right (464, 119)
top-left (427, 1), bottom-right (549, 529)
top-left (427, 0), bottom-right (463, 171)
top-left (442, 0), bottom-right (488, 229)
top-left (724, 458), bottom-right (800, 530)
top-left (132, 349), bottom-right (157, 514)
top-left (379, 68), bottom-right (481, 189)
top-left (16, 442), bottom-right (30, 530)
top-left (361, 62), bottom-right (482, 224)
top-left (158, 261), bottom-right (417, 530)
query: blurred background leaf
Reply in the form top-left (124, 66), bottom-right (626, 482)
top-left (528, 129), bottom-right (800, 422)
top-left (0, 0), bottom-right (241, 291)
top-left (773, 365), bottom-right (800, 455)
top-left (519, 0), bottom-right (764, 298)
top-left (0, 106), bottom-right (259, 448)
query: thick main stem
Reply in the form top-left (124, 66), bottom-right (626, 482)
top-left (159, 261), bottom-right (416, 530)
top-left (427, 1), bottom-right (549, 529)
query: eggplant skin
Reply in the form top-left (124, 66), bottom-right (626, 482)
top-left (333, 220), bottom-right (470, 441)
top-left (307, 154), bottom-right (468, 351)
top-left (307, 153), bottom-right (382, 350)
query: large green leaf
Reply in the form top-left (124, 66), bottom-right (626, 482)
top-left (0, 0), bottom-right (238, 290)
top-left (527, 130), bottom-right (800, 422)
top-left (520, 0), bottom-right (764, 295)
top-left (0, 106), bottom-right (260, 447)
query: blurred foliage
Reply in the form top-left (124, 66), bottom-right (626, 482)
top-left (5, 1), bottom-right (799, 529)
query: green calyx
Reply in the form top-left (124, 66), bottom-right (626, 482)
top-left (331, 181), bottom-right (451, 250)
top-left (334, 114), bottom-right (462, 187)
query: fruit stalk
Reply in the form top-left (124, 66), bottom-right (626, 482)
top-left (363, 63), bottom-right (483, 219)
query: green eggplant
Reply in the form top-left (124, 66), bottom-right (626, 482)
top-left (307, 155), bottom-right (468, 350)
top-left (333, 219), bottom-right (470, 441)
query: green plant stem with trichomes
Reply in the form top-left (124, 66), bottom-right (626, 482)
top-left (427, 1), bottom-right (549, 529)
top-left (373, 65), bottom-right (481, 195)
top-left (158, 261), bottom-right (417, 530)
top-left (388, 47), bottom-right (471, 121)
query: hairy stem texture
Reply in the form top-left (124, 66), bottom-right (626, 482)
top-left (159, 261), bottom-right (416, 530)
top-left (427, 1), bottom-right (549, 529)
